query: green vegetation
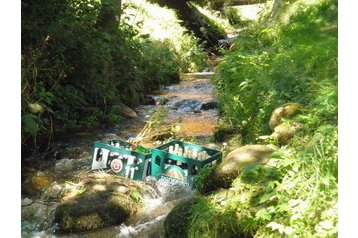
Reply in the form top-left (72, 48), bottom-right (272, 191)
top-left (170, 0), bottom-right (337, 237)
top-left (124, 0), bottom-right (208, 73)
top-left (21, 0), bottom-right (207, 152)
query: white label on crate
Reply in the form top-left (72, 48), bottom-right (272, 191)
top-left (110, 159), bottom-right (123, 173)
top-left (91, 148), bottom-right (110, 170)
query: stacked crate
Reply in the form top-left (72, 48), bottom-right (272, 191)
top-left (150, 140), bottom-right (222, 186)
top-left (91, 139), bottom-right (151, 181)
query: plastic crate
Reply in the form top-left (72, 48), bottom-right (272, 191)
top-left (91, 139), bottom-right (151, 181)
top-left (151, 140), bottom-right (222, 185)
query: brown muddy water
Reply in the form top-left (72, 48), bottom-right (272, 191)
top-left (21, 73), bottom-right (222, 238)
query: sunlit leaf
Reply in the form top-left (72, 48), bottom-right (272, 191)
top-left (28, 103), bottom-right (44, 114)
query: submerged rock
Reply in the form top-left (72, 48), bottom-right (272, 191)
top-left (214, 145), bottom-right (277, 187)
top-left (22, 200), bottom-right (58, 232)
top-left (31, 171), bottom-right (56, 191)
top-left (172, 99), bottom-right (202, 111)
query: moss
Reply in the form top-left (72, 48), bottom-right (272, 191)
top-left (54, 191), bottom-right (131, 233)
top-left (54, 173), bottom-right (146, 233)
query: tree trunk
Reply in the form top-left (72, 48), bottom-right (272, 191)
top-left (270, 0), bottom-right (281, 18)
top-left (148, 0), bottom-right (226, 48)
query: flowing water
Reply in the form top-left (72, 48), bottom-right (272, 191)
top-left (22, 73), bottom-right (220, 238)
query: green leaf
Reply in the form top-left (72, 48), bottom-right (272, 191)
top-left (22, 114), bottom-right (40, 137)
top-left (28, 103), bottom-right (44, 114)
top-left (130, 190), bottom-right (142, 202)
top-left (255, 208), bottom-right (272, 221)
top-left (259, 193), bottom-right (272, 204)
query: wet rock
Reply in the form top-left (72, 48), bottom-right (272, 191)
top-left (269, 103), bottom-right (303, 130)
top-left (200, 100), bottom-right (218, 110)
top-left (119, 102), bottom-right (138, 118)
top-left (22, 198), bottom-right (34, 206)
top-left (143, 96), bottom-right (156, 105)
top-left (54, 172), bottom-right (148, 233)
top-left (215, 145), bottom-right (277, 188)
top-left (31, 171), bottom-right (56, 191)
top-left (172, 99), bottom-right (202, 111)
top-left (22, 201), bottom-right (58, 231)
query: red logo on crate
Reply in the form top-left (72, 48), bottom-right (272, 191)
top-left (110, 159), bottom-right (123, 173)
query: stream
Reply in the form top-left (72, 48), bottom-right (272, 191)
top-left (21, 72), bottom-right (221, 238)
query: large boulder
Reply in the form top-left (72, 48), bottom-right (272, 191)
top-left (53, 172), bottom-right (147, 233)
top-left (269, 103), bottom-right (303, 130)
top-left (214, 145), bottom-right (277, 188)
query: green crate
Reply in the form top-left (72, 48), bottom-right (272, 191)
top-left (91, 139), bottom-right (151, 181)
top-left (151, 140), bottom-right (222, 186)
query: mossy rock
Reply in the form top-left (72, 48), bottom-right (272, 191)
top-left (54, 172), bottom-right (146, 233)
top-left (269, 103), bottom-right (303, 130)
top-left (54, 192), bottom-right (130, 233)
top-left (271, 123), bottom-right (301, 145)
top-left (214, 145), bottom-right (277, 188)
top-left (164, 197), bottom-right (202, 238)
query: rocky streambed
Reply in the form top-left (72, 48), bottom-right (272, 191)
top-left (21, 73), bottom-right (222, 238)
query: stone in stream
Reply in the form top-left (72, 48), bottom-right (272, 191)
top-left (53, 172), bottom-right (156, 233)
top-left (31, 171), bottom-right (56, 191)
top-left (214, 144), bottom-right (277, 188)
top-left (22, 200), bottom-right (58, 232)
top-left (118, 102), bottom-right (138, 118)
top-left (200, 100), bottom-right (219, 110)
top-left (172, 99), bottom-right (202, 111)
top-left (143, 96), bottom-right (157, 105)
